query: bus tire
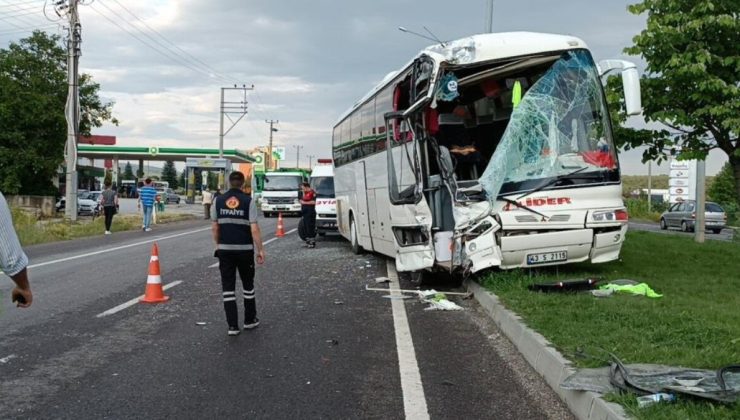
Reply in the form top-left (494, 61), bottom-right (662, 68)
top-left (350, 217), bottom-right (362, 254)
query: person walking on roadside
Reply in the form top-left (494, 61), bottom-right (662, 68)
top-left (0, 192), bottom-right (32, 308)
top-left (138, 178), bottom-right (157, 232)
top-left (300, 182), bottom-right (317, 248)
top-left (101, 180), bottom-right (119, 235)
top-left (202, 188), bottom-right (213, 220)
top-left (212, 171), bottom-right (265, 336)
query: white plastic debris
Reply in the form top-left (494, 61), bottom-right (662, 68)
top-left (418, 289), bottom-right (463, 311)
top-left (375, 277), bottom-right (391, 283)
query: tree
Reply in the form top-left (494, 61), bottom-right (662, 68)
top-left (610, 1), bottom-right (739, 203)
top-left (122, 162), bottom-right (135, 181)
top-left (160, 160), bottom-right (178, 190)
top-left (0, 31), bottom-right (117, 195)
top-left (708, 162), bottom-right (739, 221)
top-left (178, 169), bottom-right (186, 191)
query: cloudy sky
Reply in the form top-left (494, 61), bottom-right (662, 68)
top-left (0, 0), bottom-right (728, 174)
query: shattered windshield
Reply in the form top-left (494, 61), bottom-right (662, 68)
top-left (479, 50), bottom-right (618, 199)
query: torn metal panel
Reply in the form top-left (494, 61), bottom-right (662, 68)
top-left (479, 49), bottom-right (617, 201)
top-left (396, 247), bottom-right (434, 272)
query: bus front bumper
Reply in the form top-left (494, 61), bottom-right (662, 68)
top-left (497, 226), bottom-right (627, 269)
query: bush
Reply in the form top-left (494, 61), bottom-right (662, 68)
top-left (625, 197), bottom-right (666, 222)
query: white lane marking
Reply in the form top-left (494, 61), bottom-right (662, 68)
top-left (28, 228), bottom-right (212, 270)
top-left (207, 228), bottom-right (297, 268)
top-left (386, 260), bottom-right (429, 419)
top-left (95, 281), bottom-right (183, 318)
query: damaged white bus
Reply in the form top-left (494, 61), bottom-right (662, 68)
top-left (333, 32), bottom-right (641, 276)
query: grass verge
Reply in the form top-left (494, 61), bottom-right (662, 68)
top-left (12, 209), bottom-right (196, 246)
top-left (480, 230), bottom-right (740, 419)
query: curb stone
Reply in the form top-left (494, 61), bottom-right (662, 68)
top-left (465, 279), bottom-right (628, 420)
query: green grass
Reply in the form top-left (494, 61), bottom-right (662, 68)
top-left (11, 209), bottom-right (196, 246)
top-left (480, 230), bottom-right (740, 419)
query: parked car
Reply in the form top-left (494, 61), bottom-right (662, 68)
top-left (55, 190), bottom-right (100, 217)
top-left (659, 200), bottom-right (727, 234)
top-left (156, 188), bottom-right (180, 204)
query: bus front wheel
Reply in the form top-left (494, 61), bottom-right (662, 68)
top-left (350, 218), bottom-right (362, 255)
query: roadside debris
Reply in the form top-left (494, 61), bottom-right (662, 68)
top-left (419, 290), bottom-right (463, 311)
top-left (528, 278), bottom-right (600, 293)
top-left (195, 322), bottom-right (207, 326)
top-left (528, 278), bottom-right (663, 298)
top-left (375, 277), bottom-right (391, 283)
top-left (637, 392), bottom-right (676, 408)
top-left (365, 284), bottom-right (472, 297)
top-left (598, 282), bottom-right (663, 298)
top-left (561, 353), bottom-right (740, 404)
top-left (0, 354), bottom-right (17, 364)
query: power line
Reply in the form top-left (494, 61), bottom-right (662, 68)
top-left (102, 0), bottom-right (241, 85)
top-left (92, 0), bottom-right (237, 85)
top-left (0, 23), bottom-right (58, 36)
top-left (87, 3), bottom-right (233, 84)
top-left (0, 0), bottom-right (45, 9)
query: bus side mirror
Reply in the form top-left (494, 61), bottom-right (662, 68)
top-left (598, 60), bottom-right (642, 116)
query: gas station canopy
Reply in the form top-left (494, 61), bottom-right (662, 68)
top-left (77, 145), bottom-right (256, 164)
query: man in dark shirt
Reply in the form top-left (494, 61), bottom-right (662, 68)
top-left (212, 172), bottom-right (265, 336)
top-left (300, 182), bottom-right (317, 248)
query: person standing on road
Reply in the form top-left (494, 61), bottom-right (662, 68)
top-left (212, 171), bottom-right (265, 336)
top-left (101, 181), bottom-right (119, 235)
top-left (202, 188), bottom-right (213, 220)
top-left (138, 178), bottom-right (157, 232)
top-left (0, 192), bottom-right (32, 308)
top-left (300, 182), bottom-right (317, 248)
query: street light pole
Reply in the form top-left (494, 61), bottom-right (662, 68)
top-left (292, 145), bottom-right (303, 168)
top-left (307, 154), bottom-right (315, 169)
top-left (265, 120), bottom-right (278, 170)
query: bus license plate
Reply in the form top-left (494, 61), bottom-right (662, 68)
top-left (527, 251), bottom-right (567, 265)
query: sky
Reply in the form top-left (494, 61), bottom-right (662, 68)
top-left (0, 0), bottom-right (729, 175)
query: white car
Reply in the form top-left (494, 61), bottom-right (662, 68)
top-left (56, 191), bottom-right (100, 216)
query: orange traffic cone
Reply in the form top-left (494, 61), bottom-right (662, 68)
top-left (140, 243), bottom-right (170, 304)
top-left (276, 212), bottom-right (285, 237)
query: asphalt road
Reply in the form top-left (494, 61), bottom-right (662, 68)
top-left (1, 214), bottom-right (571, 419)
top-left (629, 220), bottom-right (735, 242)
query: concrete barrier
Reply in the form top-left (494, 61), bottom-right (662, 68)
top-left (7, 195), bottom-right (56, 218)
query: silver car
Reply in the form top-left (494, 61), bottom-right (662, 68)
top-left (660, 200), bottom-right (727, 234)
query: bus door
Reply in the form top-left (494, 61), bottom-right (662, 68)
top-left (384, 110), bottom-right (435, 272)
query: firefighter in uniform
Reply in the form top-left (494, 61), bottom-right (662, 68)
top-left (212, 171), bottom-right (265, 336)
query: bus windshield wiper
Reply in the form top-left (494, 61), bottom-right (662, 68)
top-left (515, 166), bottom-right (591, 201)
top-left (495, 167), bottom-right (594, 220)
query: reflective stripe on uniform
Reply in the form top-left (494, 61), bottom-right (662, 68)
top-left (217, 218), bottom-right (251, 225)
top-left (217, 244), bottom-right (254, 251)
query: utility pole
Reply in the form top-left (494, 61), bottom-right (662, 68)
top-left (647, 161), bottom-right (652, 212)
top-left (485, 0), bottom-right (494, 33)
top-left (265, 120), bottom-right (278, 170)
top-left (219, 85), bottom-right (254, 158)
top-left (292, 145), bottom-right (303, 169)
top-left (63, 0), bottom-right (81, 221)
top-left (695, 159), bottom-right (706, 243)
top-left (307, 155), bottom-right (315, 169)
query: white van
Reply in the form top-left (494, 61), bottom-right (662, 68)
top-left (310, 160), bottom-right (336, 235)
